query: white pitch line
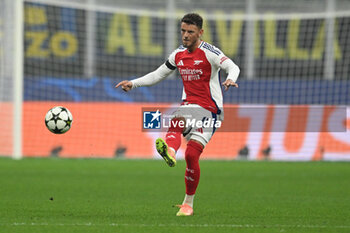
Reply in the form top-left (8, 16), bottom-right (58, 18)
top-left (2, 222), bottom-right (350, 229)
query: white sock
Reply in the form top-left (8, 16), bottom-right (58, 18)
top-left (182, 194), bottom-right (195, 208)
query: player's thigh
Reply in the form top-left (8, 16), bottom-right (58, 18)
top-left (183, 105), bottom-right (218, 147)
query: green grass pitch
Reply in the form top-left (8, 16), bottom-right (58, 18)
top-left (0, 157), bottom-right (349, 233)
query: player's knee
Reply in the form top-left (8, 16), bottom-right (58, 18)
top-left (185, 140), bottom-right (203, 163)
top-left (169, 117), bottom-right (186, 133)
top-left (189, 139), bottom-right (204, 149)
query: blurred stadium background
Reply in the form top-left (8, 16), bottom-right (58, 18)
top-left (0, 0), bottom-right (349, 160)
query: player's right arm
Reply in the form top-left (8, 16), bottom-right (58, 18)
top-left (115, 80), bottom-right (133, 92)
top-left (115, 62), bottom-right (175, 92)
top-left (116, 49), bottom-right (179, 92)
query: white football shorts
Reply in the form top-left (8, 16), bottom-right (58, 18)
top-left (171, 104), bottom-right (222, 147)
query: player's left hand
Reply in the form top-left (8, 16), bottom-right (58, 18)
top-left (222, 79), bottom-right (238, 91)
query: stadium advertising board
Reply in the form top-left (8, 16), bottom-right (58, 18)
top-left (1, 103), bottom-right (348, 160)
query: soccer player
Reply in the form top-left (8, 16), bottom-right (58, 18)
top-left (116, 13), bottom-right (240, 216)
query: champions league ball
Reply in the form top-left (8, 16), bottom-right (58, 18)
top-left (45, 106), bottom-right (73, 134)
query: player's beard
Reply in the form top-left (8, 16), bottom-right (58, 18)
top-left (182, 39), bottom-right (196, 49)
top-left (182, 40), bottom-right (190, 48)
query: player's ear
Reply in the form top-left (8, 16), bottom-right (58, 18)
top-left (199, 29), bottom-right (204, 37)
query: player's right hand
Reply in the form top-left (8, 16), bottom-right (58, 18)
top-left (115, 80), bottom-right (133, 92)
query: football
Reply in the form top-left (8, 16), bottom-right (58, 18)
top-left (45, 106), bottom-right (73, 134)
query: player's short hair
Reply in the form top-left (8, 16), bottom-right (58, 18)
top-left (181, 13), bottom-right (203, 29)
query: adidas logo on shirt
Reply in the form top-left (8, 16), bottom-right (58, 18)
top-left (177, 60), bottom-right (184, 66)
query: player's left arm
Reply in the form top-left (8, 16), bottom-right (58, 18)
top-left (219, 56), bottom-right (240, 91)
